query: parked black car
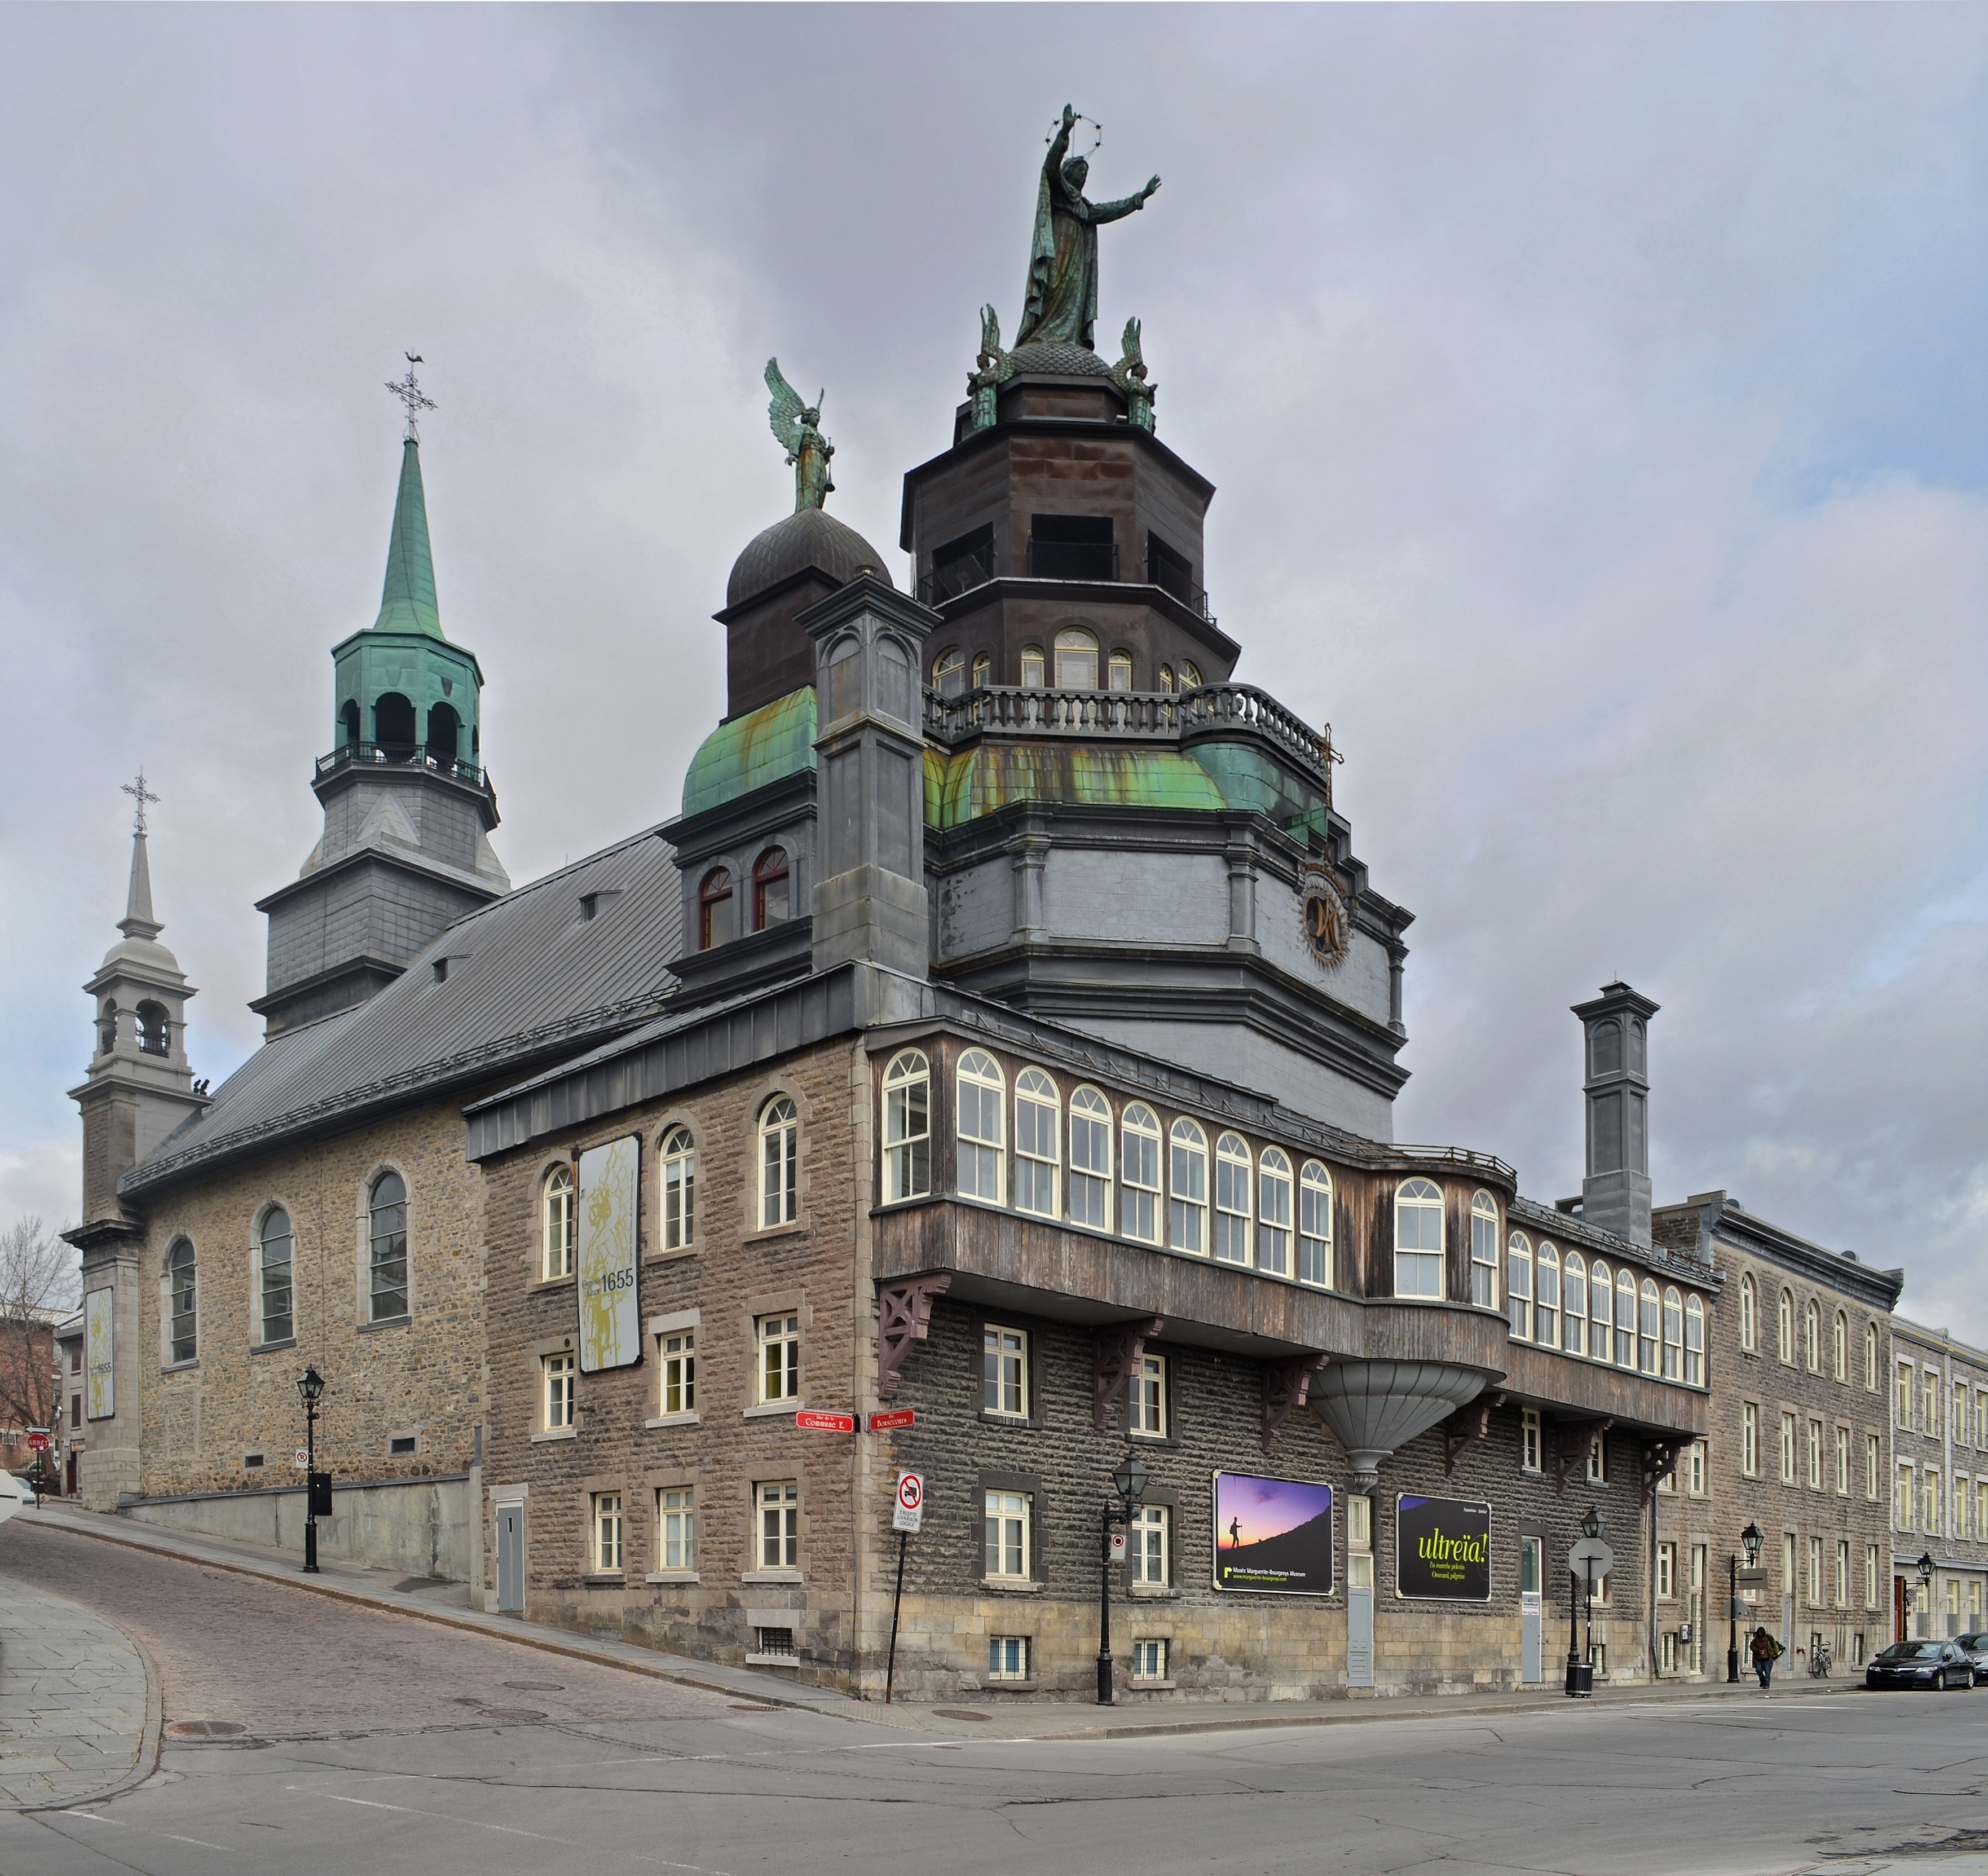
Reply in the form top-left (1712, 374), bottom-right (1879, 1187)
top-left (1864, 1641), bottom-right (1974, 1690)
top-left (1952, 1633), bottom-right (1988, 1685)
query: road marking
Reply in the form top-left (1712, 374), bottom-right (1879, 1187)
top-left (59, 1810), bottom-right (233, 1852)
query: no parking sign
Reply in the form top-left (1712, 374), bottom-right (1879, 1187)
top-left (893, 1472), bottom-right (923, 1534)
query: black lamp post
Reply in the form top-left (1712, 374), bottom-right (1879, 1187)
top-left (1097, 1452), bottom-right (1151, 1706)
top-left (1730, 1520), bottom-right (1764, 1684)
top-left (1581, 1508), bottom-right (1602, 1677)
top-left (297, 1366), bottom-right (325, 1574)
top-left (1918, 1550), bottom-right (1935, 1639)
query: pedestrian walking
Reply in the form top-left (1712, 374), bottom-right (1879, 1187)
top-left (1749, 1625), bottom-right (1783, 1689)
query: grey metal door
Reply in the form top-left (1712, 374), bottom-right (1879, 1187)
top-left (1348, 1561), bottom-right (1374, 1689)
top-left (497, 1503), bottom-right (524, 1613)
top-left (1521, 1536), bottom-right (1544, 1683)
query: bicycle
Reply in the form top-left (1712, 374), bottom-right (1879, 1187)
top-left (1809, 1641), bottom-right (1833, 1678)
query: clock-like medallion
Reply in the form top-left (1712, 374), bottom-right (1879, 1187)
top-left (1301, 865), bottom-right (1350, 968)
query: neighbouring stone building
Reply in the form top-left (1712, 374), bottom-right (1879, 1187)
top-left (1886, 1317), bottom-right (1988, 1641)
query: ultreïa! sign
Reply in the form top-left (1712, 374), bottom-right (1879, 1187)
top-left (576, 1136), bottom-right (641, 1372)
top-left (1395, 1493), bottom-right (1491, 1601)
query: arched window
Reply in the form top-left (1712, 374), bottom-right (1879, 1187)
top-left (135, 1001), bottom-right (170, 1056)
top-left (97, 1000), bottom-right (118, 1056)
top-left (932, 648), bottom-right (964, 697)
top-left (1168, 1120), bottom-right (1208, 1254)
top-left (427, 701), bottom-right (461, 764)
top-left (956, 1051), bottom-right (1005, 1204)
top-left (373, 691), bottom-right (416, 758)
top-left (1395, 1178), bottom-right (1444, 1300)
top-left (1864, 1322), bottom-right (1879, 1391)
top-left (971, 651), bottom-right (991, 689)
top-left (1107, 650), bottom-right (1133, 692)
top-left (167, 1239), bottom-right (197, 1363)
top-left (1536, 1244), bottom-right (1560, 1349)
top-left (369, 1172), bottom-right (408, 1321)
top-left (259, 1208), bottom-right (293, 1346)
top-left (1067, 1086), bottom-right (1112, 1229)
top-left (541, 1164), bottom-right (574, 1279)
top-left (1298, 1161), bottom-right (1332, 1287)
top-left (1591, 1018), bottom-right (1623, 1075)
top-left (1589, 1260), bottom-right (1611, 1359)
top-left (698, 868), bottom-right (735, 950)
top-left (881, 1053), bottom-right (929, 1203)
top-left (1804, 1300), bottom-right (1820, 1373)
top-left (1257, 1147), bottom-right (1292, 1276)
top-left (341, 698), bottom-right (362, 747)
top-left (1179, 660), bottom-right (1202, 689)
top-left (1053, 626), bottom-right (1099, 689)
top-left (1020, 645), bottom-right (1046, 687)
top-left (1833, 1311), bottom-right (1848, 1384)
top-left (1470, 1192), bottom-right (1499, 1308)
top-left (1013, 1068), bottom-right (1061, 1218)
top-left (752, 848), bottom-right (791, 930)
top-left (1120, 1103), bottom-right (1161, 1243)
top-left (1507, 1233), bottom-right (1533, 1340)
top-left (759, 1097), bottom-right (799, 1227)
top-left (1662, 1286), bottom-right (1683, 1380)
top-left (1685, 1294), bottom-right (1705, 1385)
top-left (1777, 1289), bottom-right (1793, 1365)
top-left (661, 1126), bottom-right (697, 1246)
top-left (1213, 1134), bottom-right (1253, 1265)
top-left (1614, 1268), bottom-right (1636, 1367)
top-left (1639, 1278), bottom-right (1661, 1375)
top-left (1563, 1250), bottom-right (1588, 1357)
top-left (1158, 663), bottom-right (1175, 694)
top-left (1739, 1273), bottom-right (1756, 1351)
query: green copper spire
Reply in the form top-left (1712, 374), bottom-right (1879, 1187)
top-left (372, 438), bottom-right (444, 638)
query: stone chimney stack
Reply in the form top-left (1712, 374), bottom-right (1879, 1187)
top-left (1572, 981), bottom-right (1659, 1247)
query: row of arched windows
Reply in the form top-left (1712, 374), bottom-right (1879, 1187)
top-left (1507, 1235), bottom-right (1707, 1385)
top-left (699, 848), bottom-right (791, 949)
top-left (339, 694), bottom-right (470, 765)
top-left (931, 633), bottom-right (1204, 698)
top-left (1737, 1272), bottom-right (1879, 1390)
top-left (98, 998), bottom-right (173, 1057)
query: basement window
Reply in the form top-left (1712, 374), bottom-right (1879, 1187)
top-left (389, 1435), bottom-right (417, 1457)
top-left (243, 1452), bottom-right (265, 1470)
top-left (753, 1626), bottom-right (797, 1659)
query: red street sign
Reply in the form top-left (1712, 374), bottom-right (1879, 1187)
top-left (26, 1433), bottom-right (50, 1452)
top-left (869, 1409), bottom-right (915, 1432)
top-left (794, 1410), bottom-right (856, 1433)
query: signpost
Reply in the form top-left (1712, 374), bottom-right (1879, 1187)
top-left (885, 1472), bottom-right (924, 1704)
top-left (1566, 1536), bottom-right (1614, 1696)
top-left (25, 1431), bottom-right (49, 1453)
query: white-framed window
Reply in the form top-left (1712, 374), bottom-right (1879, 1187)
top-left (1020, 645), bottom-right (1045, 687)
top-left (757, 1313), bottom-right (800, 1404)
top-left (1925, 1468), bottom-right (1942, 1536)
top-left (1639, 1278), bottom-right (1661, 1376)
top-left (1615, 1268), bottom-right (1636, 1367)
top-left (1867, 1434), bottom-right (1881, 1500)
top-left (1589, 1260), bottom-right (1612, 1360)
top-left (1897, 1362), bottom-right (1914, 1429)
top-left (1297, 1161), bottom-right (1332, 1287)
top-left (1977, 1479), bottom-right (1987, 1538)
top-left (1107, 650), bottom-right (1133, 691)
top-left (1777, 1288), bottom-right (1793, 1365)
top-left (1738, 1272), bottom-right (1756, 1351)
top-left (1586, 1434), bottom-right (1608, 1485)
top-left (985, 1490), bottom-right (1031, 1580)
top-left (971, 651), bottom-right (991, 689)
top-left (1213, 1133), bottom-right (1253, 1265)
top-left (1563, 1252), bottom-right (1587, 1357)
top-left (1779, 1412), bottom-right (1796, 1484)
top-left (1130, 1353), bottom-right (1166, 1437)
top-left (658, 1329), bottom-right (695, 1416)
top-left (1656, 1542), bottom-right (1674, 1600)
top-left (1806, 1417), bottom-right (1822, 1490)
top-left (369, 1170), bottom-right (408, 1321)
top-left (988, 1635), bottom-right (1030, 1681)
top-left (1866, 1544), bottom-right (1880, 1610)
top-left (1864, 1324), bottom-right (1878, 1391)
top-left (1662, 1287), bottom-right (1682, 1380)
top-left (542, 1164), bottom-right (575, 1279)
top-left (1808, 1535), bottom-right (1823, 1608)
top-left (1130, 1504), bottom-right (1170, 1585)
top-left (759, 1097), bottom-right (799, 1228)
top-left (883, 1050), bottom-right (935, 1200)
top-left (1895, 1464), bottom-right (1914, 1531)
top-left (1257, 1147), bottom-right (1292, 1275)
top-left (592, 1492), bottom-right (624, 1573)
top-left (1804, 1300), bottom-right (1820, 1374)
top-left (1521, 1406), bottom-right (1542, 1472)
top-left (1927, 1369), bottom-right (1941, 1438)
top-left (1394, 1177), bottom-right (1444, 1299)
top-left (1470, 1191), bottom-right (1498, 1308)
top-left (1835, 1425), bottom-right (1849, 1496)
top-left (1835, 1538), bottom-right (1850, 1607)
top-left (1121, 1103), bottom-right (1162, 1243)
top-left (257, 1206), bottom-right (293, 1346)
top-left (1168, 1119), bottom-right (1208, 1254)
top-left (956, 1051), bottom-right (1006, 1204)
top-left (758, 1481), bottom-right (799, 1569)
top-left (1833, 1311), bottom-right (1848, 1384)
top-left (1068, 1086), bottom-right (1112, 1230)
top-left (984, 1326), bottom-right (1028, 1418)
top-left (657, 1486), bottom-right (694, 1571)
top-left (1013, 1067), bottom-right (1061, 1218)
top-left (1506, 1233), bottom-right (1532, 1340)
top-left (1053, 624), bottom-right (1099, 689)
top-left (1685, 1294), bottom-right (1705, 1385)
top-left (1689, 1438), bottom-right (1707, 1495)
top-left (1131, 1638), bottom-right (1167, 1681)
top-left (543, 1351), bottom-right (575, 1430)
top-left (1535, 1244), bottom-right (1560, 1349)
top-left (932, 646), bottom-right (964, 696)
top-left (660, 1127), bottom-right (695, 1249)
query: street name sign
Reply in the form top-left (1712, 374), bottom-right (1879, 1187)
top-left (893, 1472), bottom-right (924, 1533)
top-left (796, 1410), bottom-right (856, 1433)
top-left (869, 1408), bottom-right (916, 1432)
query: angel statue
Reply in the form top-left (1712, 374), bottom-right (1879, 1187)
top-left (1016, 104), bottom-right (1161, 352)
top-left (1109, 316), bottom-right (1156, 433)
top-left (765, 359), bottom-right (834, 513)
top-left (968, 304), bottom-right (1013, 431)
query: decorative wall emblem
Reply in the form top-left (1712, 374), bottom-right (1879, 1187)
top-left (1301, 865), bottom-right (1350, 968)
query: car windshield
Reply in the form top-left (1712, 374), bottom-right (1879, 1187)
top-left (1960, 1635), bottom-right (1988, 1649)
top-left (1877, 1642), bottom-right (1945, 1659)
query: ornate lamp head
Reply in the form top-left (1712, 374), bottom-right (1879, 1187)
top-left (297, 1365), bottom-right (325, 1407)
top-left (1740, 1521), bottom-right (1764, 1567)
top-left (1112, 1454), bottom-right (1151, 1504)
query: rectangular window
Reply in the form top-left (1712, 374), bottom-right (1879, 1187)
top-left (1926, 1370), bottom-right (1941, 1438)
top-left (1868, 1433), bottom-right (1881, 1501)
top-left (1835, 1539), bottom-right (1849, 1609)
top-left (592, 1492), bottom-right (623, 1574)
top-left (1808, 1535), bottom-right (1822, 1608)
top-left (1835, 1426), bottom-right (1849, 1496)
top-left (1782, 1533), bottom-right (1795, 1600)
top-left (757, 1481), bottom-right (799, 1569)
top-left (1130, 1353), bottom-right (1166, 1437)
top-left (983, 1327), bottom-right (1028, 1418)
top-left (1348, 1494), bottom-right (1372, 1550)
top-left (988, 1635), bottom-right (1030, 1681)
top-left (1130, 1504), bottom-right (1170, 1586)
top-left (1896, 1464), bottom-right (1915, 1532)
top-left (543, 1352), bottom-right (575, 1431)
top-left (1806, 1419), bottom-right (1822, 1490)
top-left (1779, 1412), bottom-right (1796, 1485)
top-left (1898, 1362), bottom-right (1914, 1429)
top-left (1958, 1383), bottom-right (1969, 1449)
top-left (1925, 1469), bottom-right (1942, 1536)
top-left (1742, 1403), bottom-right (1758, 1477)
top-left (259, 1227), bottom-right (293, 1346)
top-left (1297, 1166), bottom-right (1332, 1288)
top-left (1131, 1638), bottom-right (1168, 1682)
top-left (984, 1490), bottom-right (1030, 1580)
top-left (1521, 1407), bottom-right (1542, 1473)
top-left (1978, 1480), bottom-right (1987, 1540)
top-left (1660, 1631), bottom-right (1677, 1676)
top-left (657, 1486), bottom-right (694, 1571)
top-left (1959, 1477), bottom-right (1972, 1540)
top-left (754, 1626), bottom-right (797, 1659)
top-left (658, 1330), bottom-right (695, 1416)
top-left (1587, 1436), bottom-right (1608, 1485)
top-left (1689, 1439), bottom-right (1707, 1496)
top-left (1978, 1390), bottom-right (1987, 1450)
top-left (757, 1313), bottom-right (800, 1404)
top-left (1656, 1542), bottom-right (1674, 1600)
top-left (1866, 1544), bottom-right (1880, 1610)
top-left (883, 1063), bottom-right (930, 1203)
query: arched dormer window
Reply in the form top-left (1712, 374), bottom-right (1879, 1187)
top-left (1119, 1103), bottom-right (1161, 1243)
top-left (373, 691), bottom-right (416, 759)
top-left (167, 1238), bottom-right (197, 1364)
top-left (368, 1171), bottom-right (408, 1322)
top-left (341, 698), bottom-right (362, 748)
top-left (1213, 1133), bottom-right (1253, 1265)
top-left (1662, 1285), bottom-right (1683, 1380)
top-left (1563, 1250), bottom-right (1588, 1356)
top-left (1507, 1233), bottom-right (1533, 1339)
top-left (956, 1051), bottom-right (1005, 1204)
top-left (1738, 1272), bottom-right (1756, 1351)
top-left (759, 1096), bottom-right (799, 1228)
top-left (135, 1001), bottom-right (170, 1057)
top-left (1589, 1260), bottom-right (1611, 1358)
top-left (1639, 1278), bottom-right (1662, 1375)
top-left (932, 648), bottom-right (964, 698)
top-left (1395, 1178), bottom-right (1444, 1300)
top-left (541, 1164), bottom-right (574, 1280)
top-left (1014, 1069), bottom-right (1061, 1218)
top-left (1256, 1147), bottom-right (1291, 1276)
top-left (1053, 626), bottom-right (1099, 689)
top-left (881, 1051), bottom-right (930, 1203)
top-left (752, 848), bottom-right (791, 930)
top-left (1685, 1294), bottom-right (1706, 1385)
top-left (1167, 1120), bottom-right (1208, 1254)
top-left (1067, 1086), bottom-right (1112, 1230)
top-left (660, 1126), bottom-right (696, 1247)
top-left (698, 868), bottom-right (734, 950)
top-left (1470, 1192), bottom-right (1499, 1308)
top-left (259, 1207), bottom-right (294, 1346)
top-left (426, 701), bottom-right (461, 765)
top-left (98, 1001), bottom-right (118, 1056)
top-left (1614, 1267), bottom-right (1636, 1366)
top-left (1536, 1244), bottom-right (1561, 1348)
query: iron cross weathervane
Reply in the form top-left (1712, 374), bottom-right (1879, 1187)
top-left (385, 353), bottom-right (437, 440)
top-left (121, 769), bottom-right (160, 836)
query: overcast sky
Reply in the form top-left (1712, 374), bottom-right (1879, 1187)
top-left (4, 6), bottom-right (1984, 1333)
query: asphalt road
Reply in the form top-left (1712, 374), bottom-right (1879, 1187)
top-left (6, 1523), bottom-right (1988, 1876)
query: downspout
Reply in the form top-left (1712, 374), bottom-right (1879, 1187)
top-left (1648, 1472), bottom-right (1660, 1683)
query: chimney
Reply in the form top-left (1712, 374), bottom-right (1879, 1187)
top-left (1571, 981), bottom-right (1659, 1247)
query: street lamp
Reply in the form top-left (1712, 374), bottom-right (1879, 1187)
top-left (1097, 1452), bottom-right (1151, 1706)
top-left (1729, 1521), bottom-right (1764, 1684)
top-left (1917, 1551), bottom-right (1936, 1639)
top-left (297, 1366), bottom-right (325, 1575)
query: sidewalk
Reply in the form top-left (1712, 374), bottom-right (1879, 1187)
top-left (0, 1568), bottom-right (158, 1810)
top-left (12, 1503), bottom-right (1848, 1743)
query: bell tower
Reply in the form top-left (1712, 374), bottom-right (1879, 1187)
top-left (1573, 980), bottom-right (1660, 1247)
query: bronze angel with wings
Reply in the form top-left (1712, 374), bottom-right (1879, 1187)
top-left (765, 359), bottom-right (834, 513)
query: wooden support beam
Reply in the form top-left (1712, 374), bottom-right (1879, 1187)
top-left (1261, 1353), bottom-right (1329, 1454)
top-left (1440, 1391), bottom-right (1507, 1477)
top-left (874, 1274), bottom-right (951, 1401)
top-left (1093, 1318), bottom-right (1166, 1431)
top-left (1550, 1415), bottom-right (1614, 1496)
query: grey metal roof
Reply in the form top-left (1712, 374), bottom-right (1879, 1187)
top-left (122, 827), bottom-right (682, 1196)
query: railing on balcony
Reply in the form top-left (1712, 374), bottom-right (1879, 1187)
top-left (1025, 534), bottom-right (1119, 583)
top-left (917, 542), bottom-right (998, 606)
top-left (1145, 553), bottom-right (1213, 620)
top-left (315, 741), bottom-right (487, 789)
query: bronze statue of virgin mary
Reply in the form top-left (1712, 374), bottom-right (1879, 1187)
top-left (1015, 105), bottom-right (1161, 352)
